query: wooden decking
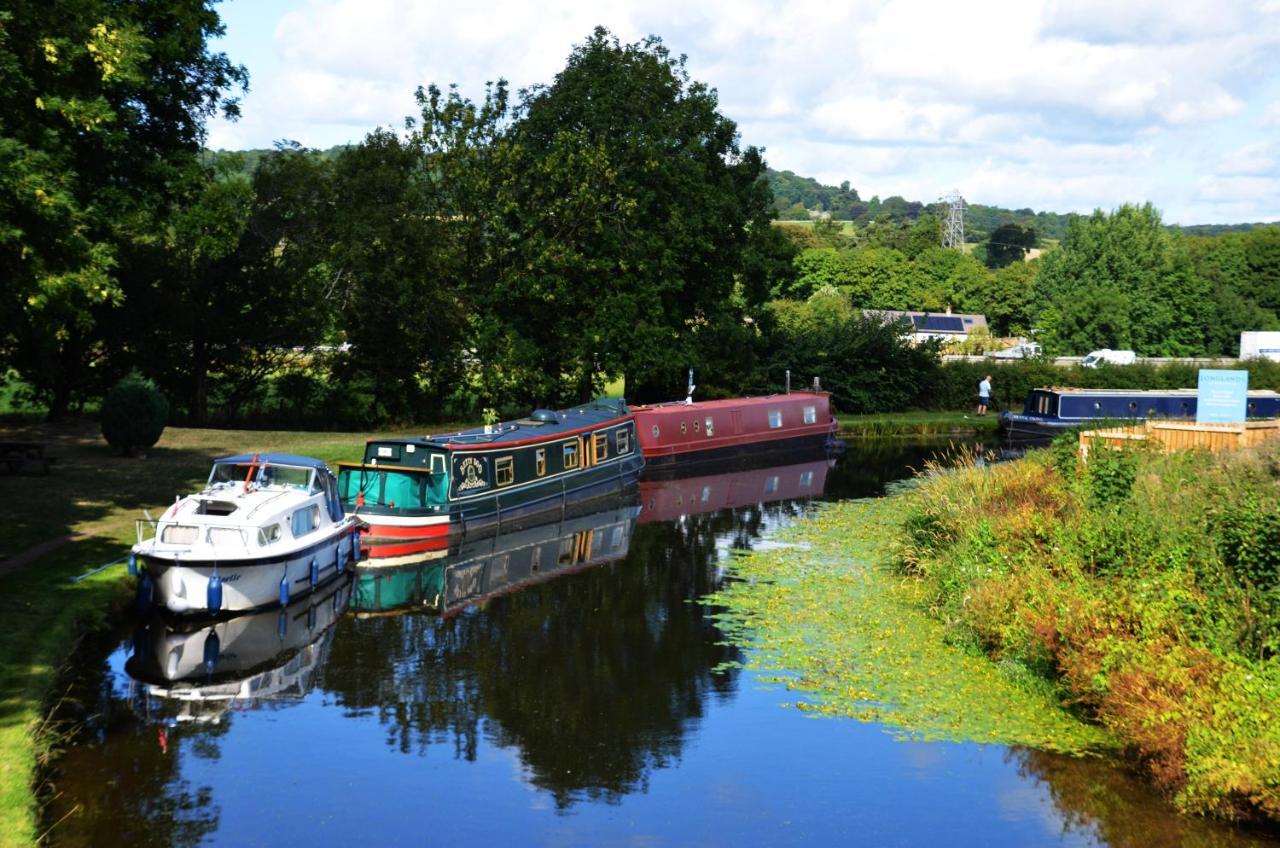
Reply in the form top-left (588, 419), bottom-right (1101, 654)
top-left (1079, 419), bottom-right (1280, 463)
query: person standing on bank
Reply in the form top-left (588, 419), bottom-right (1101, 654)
top-left (977, 374), bottom-right (992, 416)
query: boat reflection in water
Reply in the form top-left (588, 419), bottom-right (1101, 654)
top-left (636, 446), bottom-right (836, 524)
top-left (352, 495), bottom-right (640, 617)
top-left (125, 575), bottom-right (353, 725)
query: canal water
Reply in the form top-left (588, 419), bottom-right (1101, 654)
top-left (44, 440), bottom-right (1280, 847)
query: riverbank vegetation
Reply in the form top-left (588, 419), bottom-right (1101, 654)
top-left (709, 440), bottom-right (1280, 824)
top-left (894, 441), bottom-right (1280, 821)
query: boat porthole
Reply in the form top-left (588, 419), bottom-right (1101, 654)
top-left (652, 425), bottom-right (659, 437)
top-left (680, 421), bottom-right (687, 434)
top-left (1093, 402), bottom-right (1101, 411)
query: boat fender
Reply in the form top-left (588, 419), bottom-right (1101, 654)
top-left (307, 603), bottom-right (317, 631)
top-left (202, 631), bottom-right (221, 676)
top-left (128, 552), bottom-right (138, 577)
top-left (309, 558), bottom-right (319, 587)
top-left (350, 531), bottom-right (360, 562)
top-left (277, 609), bottom-right (288, 640)
top-left (207, 572), bottom-right (223, 612)
top-left (136, 572), bottom-right (154, 613)
top-left (335, 543), bottom-right (345, 574)
top-left (279, 572), bottom-right (290, 606)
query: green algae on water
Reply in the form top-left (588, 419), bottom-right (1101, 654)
top-left (704, 498), bottom-right (1118, 754)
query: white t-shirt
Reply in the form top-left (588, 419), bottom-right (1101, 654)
top-left (978, 379), bottom-right (991, 399)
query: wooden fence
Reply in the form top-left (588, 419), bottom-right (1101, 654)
top-left (1079, 419), bottom-right (1280, 463)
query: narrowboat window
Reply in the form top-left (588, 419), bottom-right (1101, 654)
top-left (161, 524), bottom-right (199, 545)
top-left (495, 457), bottom-right (514, 487)
top-left (651, 425), bottom-right (659, 437)
top-left (610, 526), bottom-right (625, 549)
top-left (1093, 402), bottom-right (1102, 411)
top-left (1128, 401), bottom-right (1138, 413)
top-left (1248, 402), bottom-right (1257, 415)
top-left (693, 419), bottom-right (700, 432)
top-left (535, 448), bottom-right (546, 476)
top-left (1181, 402), bottom-right (1191, 415)
top-left (430, 454), bottom-right (446, 475)
top-left (701, 486), bottom-right (711, 503)
top-left (803, 405), bottom-right (817, 424)
top-left (680, 421), bottom-right (687, 434)
top-left (765, 476), bottom-right (779, 494)
top-left (258, 524), bottom-right (281, 546)
top-left (769, 410), bottom-right (783, 429)
top-left (800, 471), bottom-right (814, 488)
top-left (531, 546), bottom-right (542, 571)
top-left (704, 416), bottom-right (714, 436)
top-left (617, 429), bottom-right (631, 454)
top-left (593, 432), bottom-right (609, 462)
top-left (563, 441), bottom-right (580, 469)
top-left (558, 536), bottom-right (576, 565)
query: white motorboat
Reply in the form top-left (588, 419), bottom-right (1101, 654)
top-left (132, 453), bottom-right (360, 615)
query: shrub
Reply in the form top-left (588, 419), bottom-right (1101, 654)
top-left (100, 373), bottom-right (169, 455)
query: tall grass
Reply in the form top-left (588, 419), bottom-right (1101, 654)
top-left (895, 439), bottom-right (1280, 820)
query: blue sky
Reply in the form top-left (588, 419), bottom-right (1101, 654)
top-left (207, 0), bottom-right (1280, 225)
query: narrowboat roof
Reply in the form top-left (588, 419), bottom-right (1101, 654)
top-left (1035, 387), bottom-right (1280, 398)
top-left (214, 453), bottom-right (330, 470)
top-left (369, 400), bottom-right (631, 450)
top-left (633, 392), bottom-right (828, 416)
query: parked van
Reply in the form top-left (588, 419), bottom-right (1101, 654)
top-left (1081, 349), bottom-right (1136, 368)
top-left (986, 342), bottom-right (1042, 360)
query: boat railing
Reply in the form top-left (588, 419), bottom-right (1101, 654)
top-left (136, 517), bottom-right (158, 544)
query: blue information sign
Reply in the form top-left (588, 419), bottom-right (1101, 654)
top-left (1197, 369), bottom-right (1248, 424)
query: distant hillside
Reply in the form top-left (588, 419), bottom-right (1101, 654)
top-left (765, 168), bottom-right (1073, 241)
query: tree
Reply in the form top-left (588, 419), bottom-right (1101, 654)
top-left (984, 223), bottom-right (1037, 269)
top-left (1031, 204), bottom-right (1206, 355)
top-left (501, 28), bottom-right (774, 403)
top-left (0, 1), bottom-right (245, 418)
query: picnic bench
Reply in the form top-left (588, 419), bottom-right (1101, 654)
top-left (0, 441), bottom-right (56, 474)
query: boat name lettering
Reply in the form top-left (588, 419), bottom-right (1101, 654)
top-left (456, 456), bottom-right (488, 492)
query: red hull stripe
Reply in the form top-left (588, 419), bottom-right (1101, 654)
top-left (363, 537), bottom-right (451, 559)
top-left (360, 521), bottom-right (452, 539)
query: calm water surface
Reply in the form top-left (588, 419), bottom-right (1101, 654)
top-left (45, 440), bottom-right (1280, 847)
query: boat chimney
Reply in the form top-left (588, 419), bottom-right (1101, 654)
top-left (685, 369), bottom-right (695, 405)
top-left (812, 376), bottom-right (821, 392)
top-left (945, 303), bottom-right (952, 315)
top-left (786, 369), bottom-right (791, 394)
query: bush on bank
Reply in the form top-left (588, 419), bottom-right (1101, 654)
top-left (895, 440), bottom-right (1280, 820)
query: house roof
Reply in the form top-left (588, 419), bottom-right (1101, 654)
top-left (863, 309), bottom-right (988, 333)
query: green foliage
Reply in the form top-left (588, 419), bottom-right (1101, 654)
top-left (0, 0), bottom-right (246, 419)
top-left (1084, 446), bottom-right (1139, 509)
top-left (984, 223), bottom-right (1037, 269)
top-left (100, 372), bottom-right (168, 455)
top-left (766, 289), bottom-right (942, 412)
top-left (890, 443), bottom-right (1280, 820)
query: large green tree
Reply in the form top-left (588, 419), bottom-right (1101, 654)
top-left (1032, 204), bottom-right (1207, 355)
top-left (503, 28), bottom-right (775, 403)
top-left (983, 223), bottom-right (1037, 269)
top-left (0, 1), bottom-right (245, 417)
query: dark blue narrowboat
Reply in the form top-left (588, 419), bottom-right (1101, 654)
top-left (999, 387), bottom-right (1280, 440)
top-left (337, 399), bottom-right (642, 555)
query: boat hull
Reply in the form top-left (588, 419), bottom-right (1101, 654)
top-left (633, 392), bottom-right (837, 465)
top-left (137, 525), bottom-right (360, 616)
top-left (354, 453), bottom-right (644, 556)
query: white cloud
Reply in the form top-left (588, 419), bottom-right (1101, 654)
top-left (206, 0), bottom-right (1280, 222)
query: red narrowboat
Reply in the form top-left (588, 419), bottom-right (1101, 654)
top-left (631, 391), bottom-right (837, 465)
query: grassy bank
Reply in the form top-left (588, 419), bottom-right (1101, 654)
top-left (837, 410), bottom-right (1000, 437)
top-left (894, 441), bottom-right (1280, 821)
top-left (0, 420), bottom-right (437, 846)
